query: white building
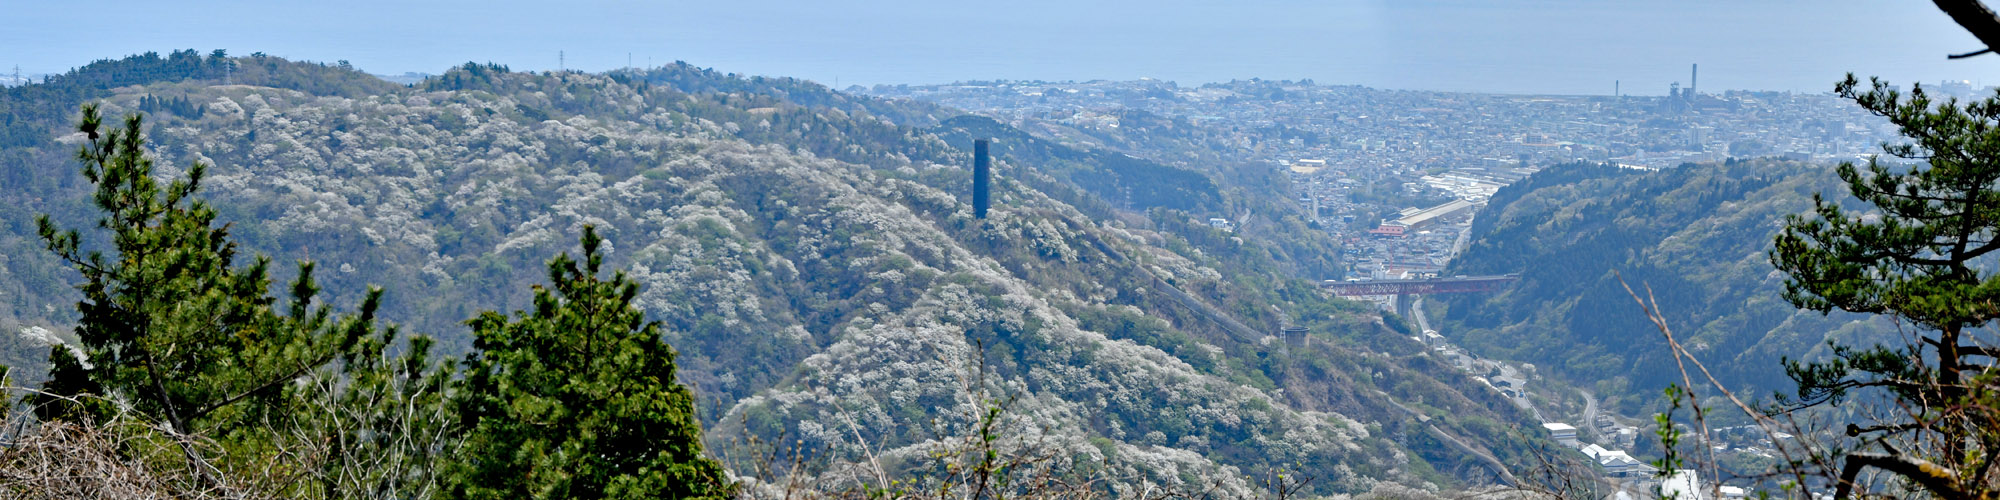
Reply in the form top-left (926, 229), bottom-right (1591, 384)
top-left (1582, 444), bottom-right (1657, 477)
top-left (1661, 469), bottom-right (1705, 499)
top-left (1542, 422), bottom-right (1579, 448)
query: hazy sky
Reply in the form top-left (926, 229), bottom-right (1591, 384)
top-left (6, 0), bottom-right (2000, 95)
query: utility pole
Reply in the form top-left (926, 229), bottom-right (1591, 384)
top-left (559, 50), bottom-right (565, 72)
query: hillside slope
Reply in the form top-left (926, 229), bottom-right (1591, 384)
top-left (0, 55), bottom-right (1546, 494)
top-left (1436, 160), bottom-right (1893, 413)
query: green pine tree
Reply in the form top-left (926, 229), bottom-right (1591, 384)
top-left (1769, 75), bottom-right (2000, 499)
top-left (445, 225), bottom-right (731, 500)
top-left (33, 104), bottom-right (420, 493)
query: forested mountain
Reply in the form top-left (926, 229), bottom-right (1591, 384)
top-left (1435, 160), bottom-right (1893, 414)
top-left (931, 106), bottom-right (1352, 283)
top-left (0, 53), bottom-right (1549, 495)
top-left (0, 51), bottom-right (402, 383)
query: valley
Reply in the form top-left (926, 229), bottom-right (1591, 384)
top-left (0, 50), bottom-right (1929, 498)
top-left (877, 77), bottom-right (1916, 496)
top-left (9, 3), bottom-right (2000, 499)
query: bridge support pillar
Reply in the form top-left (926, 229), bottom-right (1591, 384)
top-left (1394, 293), bottom-right (1416, 321)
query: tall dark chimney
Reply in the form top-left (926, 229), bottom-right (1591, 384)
top-left (973, 139), bottom-right (991, 219)
top-left (1690, 63), bottom-right (1698, 96)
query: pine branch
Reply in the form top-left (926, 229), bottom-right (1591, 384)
top-left (185, 355), bottom-right (330, 422)
top-left (1936, 0), bottom-right (2000, 59)
top-left (1835, 452), bottom-right (1981, 499)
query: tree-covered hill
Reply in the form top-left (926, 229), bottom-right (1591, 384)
top-left (0, 51), bottom-right (404, 352)
top-left (0, 49), bottom-right (398, 149)
top-left (934, 106), bottom-right (1351, 284)
top-left (931, 114), bottom-right (1224, 214)
top-left (1435, 160), bottom-right (1893, 414)
top-left (0, 52), bottom-right (1551, 495)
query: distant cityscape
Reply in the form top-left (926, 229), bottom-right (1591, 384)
top-left (2, 66), bottom-right (1942, 285)
top-left (871, 74), bottom-right (1902, 498)
top-left (867, 74), bottom-right (1962, 284)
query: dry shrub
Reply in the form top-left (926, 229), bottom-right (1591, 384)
top-left (0, 390), bottom-right (266, 500)
top-left (0, 420), bottom-right (258, 500)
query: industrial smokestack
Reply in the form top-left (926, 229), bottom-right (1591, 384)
top-left (1690, 63), bottom-right (1698, 96)
top-left (973, 139), bottom-right (991, 219)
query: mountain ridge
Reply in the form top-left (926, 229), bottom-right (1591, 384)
top-left (0, 52), bottom-right (1549, 494)
top-left (1437, 159), bottom-right (1894, 414)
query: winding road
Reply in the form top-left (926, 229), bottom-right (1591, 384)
top-left (1581, 389), bottom-right (1601, 441)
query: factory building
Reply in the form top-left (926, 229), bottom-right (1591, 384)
top-left (1371, 199), bottom-right (1478, 237)
top-left (1542, 422), bottom-right (1580, 448)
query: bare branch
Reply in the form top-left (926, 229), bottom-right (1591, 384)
top-left (1834, 452), bottom-right (1975, 499)
top-left (1934, 0), bottom-right (2000, 59)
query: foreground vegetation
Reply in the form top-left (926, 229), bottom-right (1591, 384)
top-left (0, 53), bottom-right (1562, 497)
top-left (1633, 74), bottom-right (2000, 500)
top-left (6, 106), bottom-right (731, 498)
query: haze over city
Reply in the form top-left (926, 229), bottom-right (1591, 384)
top-left (9, 0), bottom-right (2000, 94)
top-left (10, 1), bottom-right (2000, 498)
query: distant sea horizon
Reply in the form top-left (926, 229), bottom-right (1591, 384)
top-left (9, 0), bottom-right (2000, 98)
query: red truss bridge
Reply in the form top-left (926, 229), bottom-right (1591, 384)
top-left (1321, 274), bottom-right (1520, 297)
